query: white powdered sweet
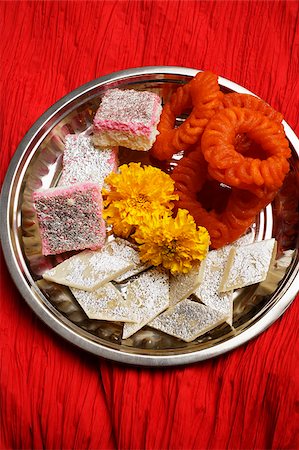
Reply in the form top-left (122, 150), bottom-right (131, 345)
top-left (59, 134), bottom-right (118, 188)
top-left (43, 238), bottom-right (137, 291)
top-left (112, 241), bottom-right (149, 282)
top-left (194, 246), bottom-right (233, 325)
top-left (220, 238), bottom-right (277, 292)
top-left (71, 283), bottom-right (140, 322)
top-left (149, 299), bottom-right (226, 342)
top-left (122, 268), bottom-right (169, 339)
top-left (169, 265), bottom-right (202, 308)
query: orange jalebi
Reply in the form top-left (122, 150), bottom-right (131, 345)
top-left (150, 71), bottom-right (223, 160)
top-left (171, 147), bottom-right (207, 197)
top-left (221, 93), bottom-right (283, 123)
top-left (201, 107), bottom-right (291, 197)
top-left (160, 74), bottom-right (293, 248)
top-left (172, 148), bottom-right (276, 248)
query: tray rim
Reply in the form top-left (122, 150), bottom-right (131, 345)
top-left (1, 65), bottom-right (299, 367)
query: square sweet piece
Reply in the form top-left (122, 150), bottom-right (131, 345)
top-left (33, 182), bottom-right (105, 256)
top-left (71, 283), bottom-right (141, 322)
top-left (59, 134), bottom-right (118, 187)
top-left (93, 88), bottom-right (162, 151)
top-left (122, 268), bottom-right (169, 339)
top-left (219, 238), bottom-right (277, 292)
top-left (42, 238), bottom-right (136, 291)
top-left (149, 299), bottom-right (226, 343)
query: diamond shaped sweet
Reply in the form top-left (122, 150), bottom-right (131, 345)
top-left (71, 283), bottom-right (140, 322)
top-left (219, 238), bottom-right (277, 292)
top-left (43, 239), bottom-right (137, 291)
top-left (149, 299), bottom-right (226, 342)
top-left (122, 268), bottom-right (169, 339)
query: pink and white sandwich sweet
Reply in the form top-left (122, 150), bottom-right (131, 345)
top-left (93, 88), bottom-right (162, 151)
top-left (33, 182), bottom-right (106, 256)
top-left (59, 134), bottom-right (118, 187)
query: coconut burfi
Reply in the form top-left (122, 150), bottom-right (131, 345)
top-left (33, 182), bottom-right (105, 256)
top-left (194, 246), bottom-right (234, 325)
top-left (93, 88), bottom-right (162, 151)
top-left (59, 134), bottom-right (118, 187)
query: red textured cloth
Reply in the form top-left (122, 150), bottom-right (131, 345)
top-left (0, 1), bottom-right (298, 449)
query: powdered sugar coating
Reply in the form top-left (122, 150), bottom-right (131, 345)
top-left (33, 182), bottom-right (105, 255)
top-left (169, 265), bottom-right (202, 308)
top-left (93, 88), bottom-right (162, 151)
top-left (43, 238), bottom-right (138, 291)
top-left (193, 233), bottom-right (255, 325)
top-left (71, 283), bottom-right (141, 322)
top-left (149, 299), bottom-right (226, 342)
top-left (59, 134), bottom-right (118, 187)
top-left (122, 268), bottom-right (169, 339)
top-left (220, 238), bottom-right (277, 291)
top-left (194, 246), bottom-right (233, 325)
top-left (112, 240), bottom-right (149, 282)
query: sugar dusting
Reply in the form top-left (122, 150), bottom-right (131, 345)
top-left (71, 283), bottom-right (140, 322)
top-left (122, 268), bottom-right (169, 339)
top-left (93, 88), bottom-right (162, 150)
top-left (221, 238), bottom-right (277, 291)
top-left (194, 246), bottom-right (233, 324)
top-left (94, 88), bottom-right (161, 129)
top-left (149, 299), bottom-right (226, 342)
top-left (169, 265), bottom-right (201, 307)
top-left (113, 240), bottom-right (149, 282)
top-left (33, 183), bottom-right (105, 255)
top-left (59, 135), bottom-right (118, 187)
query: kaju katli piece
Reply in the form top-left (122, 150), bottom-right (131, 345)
top-left (71, 283), bottom-right (141, 322)
top-left (149, 299), bottom-right (227, 343)
top-left (42, 238), bottom-right (142, 291)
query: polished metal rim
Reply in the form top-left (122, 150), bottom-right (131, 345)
top-left (1, 66), bottom-right (298, 366)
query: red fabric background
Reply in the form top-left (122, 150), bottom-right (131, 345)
top-left (0, 1), bottom-right (298, 449)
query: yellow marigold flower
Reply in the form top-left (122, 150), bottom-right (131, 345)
top-left (103, 163), bottom-right (178, 238)
top-left (133, 209), bottom-right (210, 275)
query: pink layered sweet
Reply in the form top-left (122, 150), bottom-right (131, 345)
top-left (59, 134), bottom-right (118, 187)
top-left (93, 88), bottom-right (162, 151)
top-left (33, 182), bottom-right (106, 255)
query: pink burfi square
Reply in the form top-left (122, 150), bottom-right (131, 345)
top-left (33, 182), bottom-right (106, 255)
top-left (93, 88), bottom-right (162, 151)
top-left (59, 134), bottom-right (118, 187)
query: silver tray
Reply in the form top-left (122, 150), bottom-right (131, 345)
top-left (1, 66), bottom-right (299, 366)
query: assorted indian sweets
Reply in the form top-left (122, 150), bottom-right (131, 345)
top-left (32, 71), bottom-right (291, 342)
